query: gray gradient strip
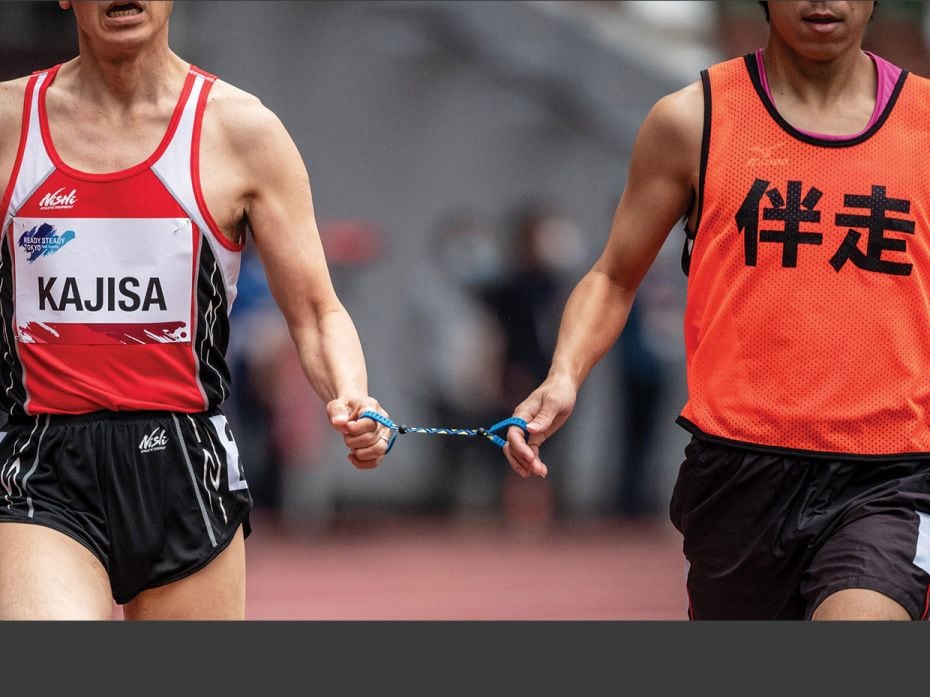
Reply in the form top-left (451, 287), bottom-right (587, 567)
top-left (171, 413), bottom-right (217, 548)
top-left (21, 415), bottom-right (50, 518)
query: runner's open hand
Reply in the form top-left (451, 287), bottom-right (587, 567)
top-left (504, 374), bottom-right (577, 479)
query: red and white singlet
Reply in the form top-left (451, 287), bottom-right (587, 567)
top-left (0, 65), bottom-right (242, 415)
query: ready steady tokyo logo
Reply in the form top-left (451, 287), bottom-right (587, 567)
top-left (18, 223), bottom-right (76, 262)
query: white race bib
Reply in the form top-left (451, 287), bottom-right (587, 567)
top-left (13, 217), bottom-right (194, 345)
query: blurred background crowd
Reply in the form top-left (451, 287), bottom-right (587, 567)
top-left (2, 0), bottom-right (929, 533)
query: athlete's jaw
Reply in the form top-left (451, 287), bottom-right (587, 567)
top-left (66, 0), bottom-right (174, 54)
top-left (767, 1), bottom-right (874, 61)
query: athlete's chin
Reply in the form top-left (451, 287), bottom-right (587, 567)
top-left (90, 31), bottom-right (159, 57)
top-left (87, 16), bottom-right (163, 47)
top-left (794, 41), bottom-right (855, 63)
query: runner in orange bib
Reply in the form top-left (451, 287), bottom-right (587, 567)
top-left (505, 1), bottom-right (930, 620)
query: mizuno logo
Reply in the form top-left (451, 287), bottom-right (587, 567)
top-left (139, 428), bottom-right (169, 453)
top-left (38, 187), bottom-right (77, 210)
top-left (747, 143), bottom-right (789, 167)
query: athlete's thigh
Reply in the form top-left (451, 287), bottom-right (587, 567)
top-left (122, 526), bottom-right (246, 620)
top-left (0, 522), bottom-right (113, 620)
top-left (801, 496), bottom-right (930, 620)
top-left (670, 438), bottom-right (813, 619)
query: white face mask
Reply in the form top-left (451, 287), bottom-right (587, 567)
top-left (531, 216), bottom-right (589, 274)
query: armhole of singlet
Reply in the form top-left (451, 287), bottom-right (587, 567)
top-left (681, 68), bottom-right (711, 277)
top-left (191, 74), bottom-right (245, 253)
top-left (0, 74), bottom-right (40, 225)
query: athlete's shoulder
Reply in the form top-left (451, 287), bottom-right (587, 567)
top-left (902, 69), bottom-right (930, 91)
top-left (198, 76), bottom-right (305, 187)
top-left (0, 74), bottom-right (31, 122)
top-left (641, 79), bottom-right (704, 147)
top-left (890, 64), bottom-right (930, 118)
top-left (706, 54), bottom-right (750, 72)
top-left (0, 75), bottom-right (32, 159)
top-left (653, 80), bottom-right (704, 119)
top-left (203, 78), bottom-right (289, 149)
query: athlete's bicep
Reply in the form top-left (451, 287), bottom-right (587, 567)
top-left (242, 112), bottom-right (342, 326)
top-left (596, 83), bottom-right (703, 289)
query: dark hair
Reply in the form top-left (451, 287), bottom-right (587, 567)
top-left (759, 1), bottom-right (877, 23)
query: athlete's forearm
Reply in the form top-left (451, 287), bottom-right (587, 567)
top-left (289, 304), bottom-right (370, 405)
top-left (546, 267), bottom-right (634, 391)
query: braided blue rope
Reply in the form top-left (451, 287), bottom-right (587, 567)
top-left (359, 410), bottom-right (529, 454)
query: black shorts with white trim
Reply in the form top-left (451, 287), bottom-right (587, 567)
top-left (0, 408), bottom-right (252, 604)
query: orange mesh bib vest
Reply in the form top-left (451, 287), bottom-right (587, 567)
top-left (677, 55), bottom-right (930, 458)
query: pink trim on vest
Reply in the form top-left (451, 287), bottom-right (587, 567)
top-left (754, 49), bottom-right (902, 141)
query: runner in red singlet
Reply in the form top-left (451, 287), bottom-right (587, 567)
top-left (0, 1), bottom-right (393, 619)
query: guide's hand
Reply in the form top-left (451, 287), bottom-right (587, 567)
top-left (504, 375), bottom-right (577, 479)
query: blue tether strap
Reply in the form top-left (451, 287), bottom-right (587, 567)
top-left (359, 410), bottom-right (529, 454)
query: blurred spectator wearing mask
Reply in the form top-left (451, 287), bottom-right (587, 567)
top-left (404, 211), bottom-right (507, 516)
top-left (486, 203), bottom-right (588, 523)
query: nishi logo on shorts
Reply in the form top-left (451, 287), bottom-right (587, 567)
top-left (139, 427), bottom-right (169, 454)
top-left (17, 223), bottom-right (76, 262)
top-left (38, 187), bottom-right (77, 211)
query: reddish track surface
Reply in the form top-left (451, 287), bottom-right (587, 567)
top-left (243, 514), bottom-right (688, 620)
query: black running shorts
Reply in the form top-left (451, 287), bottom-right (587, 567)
top-left (669, 436), bottom-right (930, 620)
top-left (0, 409), bottom-right (253, 604)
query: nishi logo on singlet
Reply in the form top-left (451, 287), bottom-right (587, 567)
top-left (138, 427), bottom-right (169, 453)
top-left (38, 187), bottom-right (77, 210)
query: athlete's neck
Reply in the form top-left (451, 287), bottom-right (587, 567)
top-left (760, 42), bottom-right (876, 135)
top-left (57, 41), bottom-right (189, 111)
